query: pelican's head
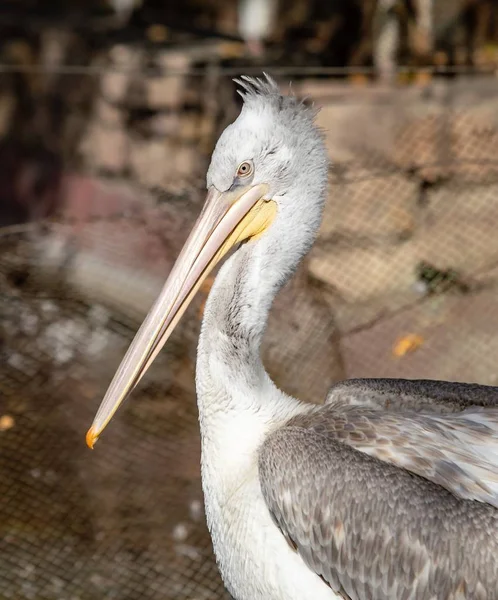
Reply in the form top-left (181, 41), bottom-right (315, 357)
top-left (208, 75), bottom-right (328, 275)
top-left (86, 74), bottom-right (328, 448)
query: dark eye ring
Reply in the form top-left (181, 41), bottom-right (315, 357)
top-left (236, 160), bottom-right (253, 178)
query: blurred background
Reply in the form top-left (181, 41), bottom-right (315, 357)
top-left (1, 1), bottom-right (498, 598)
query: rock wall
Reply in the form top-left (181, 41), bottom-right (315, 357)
top-left (295, 77), bottom-right (498, 384)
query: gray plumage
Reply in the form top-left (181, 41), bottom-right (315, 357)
top-left (259, 379), bottom-right (498, 599)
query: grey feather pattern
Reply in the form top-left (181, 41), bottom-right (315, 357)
top-left (258, 379), bottom-right (498, 599)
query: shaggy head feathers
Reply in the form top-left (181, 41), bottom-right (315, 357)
top-left (206, 73), bottom-right (327, 199)
top-left (234, 73), bottom-right (319, 123)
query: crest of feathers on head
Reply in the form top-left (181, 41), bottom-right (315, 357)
top-left (233, 73), bottom-right (319, 123)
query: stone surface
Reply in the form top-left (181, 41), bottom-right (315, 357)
top-left (309, 243), bottom-right (418, 305)
top-left (341, 287), bottom-right (498, 385)
top-left (82, 125), bottom-right (128, 172)
top-left (392, 110), bottom-right (449, 181)
top-left (311, 179), bottom-right (498, 307)
top-left (147, 53), bottom-right (190, 110)
top-left (322, 174), bottom-right (417, 242)
top-left (129, 139), bottom-right (170, 188)
top-left (451, 102), bottom-right (498, 180)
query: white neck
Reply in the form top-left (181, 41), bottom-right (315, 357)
top-left (194, 238), bottom-right (336, 600)
top-left (196, 240), bottom-right (302, 435)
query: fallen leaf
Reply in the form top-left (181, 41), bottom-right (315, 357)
top-left (0, 415), bottom-right (15, 431)
top-left (393, 334), bottom-right (424, 358)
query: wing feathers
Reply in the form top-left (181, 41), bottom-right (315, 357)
top-left (289, 405), bottom-right (498, 508)
top-left (258, 380), bottom-right (498, 597)
top-left (359, 408), bottom-right (498, 507)
top-left (259, 424), bottom-right (498, 599)
top-left (326, 379), bottom-right (498, 412)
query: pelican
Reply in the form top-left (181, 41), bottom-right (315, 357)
top-left (86, 75), bottom-right (498, 600)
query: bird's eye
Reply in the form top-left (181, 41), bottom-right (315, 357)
top-left (236, 160), bottom-right (253, 178)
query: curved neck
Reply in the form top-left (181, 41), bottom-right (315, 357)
top-left (196, 240), bottom-right (292, 421)
top-left (198, 242), bottom-right (271, 377)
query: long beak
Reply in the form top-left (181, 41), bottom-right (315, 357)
top-left (86, 183), bottom-right (276, 448)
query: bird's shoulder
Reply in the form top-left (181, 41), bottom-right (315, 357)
top-left (262, 378), bottom-right (498, 508)
top-left (324, 377), bottom-right (498, 412)
top-left (258, 421), bottom-right (498, 600)
top-left (258, 381), bottom-right (498, 599)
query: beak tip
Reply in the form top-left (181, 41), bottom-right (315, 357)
top-left (86, 426), bottom-right (98, 449)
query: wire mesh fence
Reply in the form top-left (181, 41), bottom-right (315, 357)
top-left (2, 71), bottom-right (498, 599)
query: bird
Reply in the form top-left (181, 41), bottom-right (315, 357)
top-left (86, 74), bottom-right (498, 600)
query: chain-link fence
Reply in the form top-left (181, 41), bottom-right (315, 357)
top-left (2, 70), bottom-right (498, 599)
